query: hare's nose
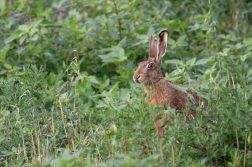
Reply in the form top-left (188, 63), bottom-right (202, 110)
top-left (134, 75), bottom-right (140, 83)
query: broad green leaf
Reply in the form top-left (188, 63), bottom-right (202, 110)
top-left (87, 76), bottom-right (100, 85)
top-left (4, 63), bottom-right (12, 70)
top-left (244, 38), bottom-right (252, 46)
top-left (44, 52), bottom-right (53, 57)
top-left (33, 18), bottom-right (45, 27)
top-left (18, 24), bottom-right (29, 32)
top-left (118, 37), bottom-right (127, 47)
top-left (147, 26), bottom-right (155, 35)
top-left (19, 35), bottom-right (27, 45)
top-left (108, 83), bottom-right (118, 94)
top-left (195, 58), bottom-right (212, 65)
top-left (168, 38), bottom-right (175, 45)
top-left (177, 35), bottom-right (188, 47)
top-left (240, 52), bottom-right (252, 62)
top-left (120, 90), bottom-right (130, 101)
top-left (168, 82), bottom-right (187, 93)
top-left (245, 45), bottom-right (252, 52)
top-left (0, 47), bottom-right (9, 61)
top-left (104, 79), bottom-right (110, 87)
top-left (0, 135), bottom-right (5, 144)
top-left (30, 34), bottom-right (39, 41)
top-left (98, 54), bottom-right (117, 63)
top-left (186, 58), bottom-right (196, 68)
top-left (165, 59), bottom-right (184, 66)
top-left (17, 47), bottom-right (25, 55)
top-left (18, 32), bottom-right (27, 38)
top-left (177, 41), bottom-right (188, 47)
top-left (29, 27), bottom-right (38, 37)
top-left (4, 34), bottom-right (18, 44)
top-left (99, 47), bottom-right (126, 63)
top-left (177, 35), bottom-right (187, 41)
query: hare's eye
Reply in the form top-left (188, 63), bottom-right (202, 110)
top-left (147, 63), bottom-right (153, 69)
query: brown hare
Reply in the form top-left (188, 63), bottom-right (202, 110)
top-left (133, 30), bottom-right (199, 162)
top-left (133, 30), bottom-right (200, 160)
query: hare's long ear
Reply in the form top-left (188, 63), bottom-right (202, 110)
top-left (156, 30), bottom-right (168, 64)
top-left (148, 35), bottom-right (157, 61)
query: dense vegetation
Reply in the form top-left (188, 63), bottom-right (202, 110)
top-left (0, 0), bottom-right (252, 166)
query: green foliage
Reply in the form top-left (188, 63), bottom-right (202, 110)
top-left (0, 0), bottom-right (252, 166)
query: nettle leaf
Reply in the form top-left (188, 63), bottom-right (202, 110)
top-left (120, 90), bottom-right (130, 101)
top-left (244, 38), bottom-right (252, 46)
top-left (165, 59), bottom-right (184, 66)
top-left (195, 58), bottom-right (212, 65)
top-left (118, 37), bottom-right (127, 47)
top-left (245, 45), bottom-right (252, 53)
top-left (87, 76), bottom-right (100, 85)
top-left (168, 82), bottom-right (187, 93)
top-left (168, 38), bottom-right (176, 45)
top-left (33, 18), bottom-right (44, 27)
top-left (29, 28), bottom-right (39, 37)
top-left (177, 35), bottom-right (188, 47)
top-left (4, 63), bottom-right (12, 70)
top-left (108, 83), bottom-right (118, 95)
top-left (19, 35), bottom-right (27, 45)
top-left (30, 34), bottom-right (39, 41)
top-left (98, 46), bottom-right (126, 64)
top-left (4, 34), bottom-right (18, 44)
top-left (147, 26), bottom-right (155, 35)
top-left (240, 52), bottom-right (252, 62)
top-left (0, 46), bottom-right (10, 61)
top-left (18, 24), bottom-right (30, 32)
top-left (186, 58), bottom-right (196, 67)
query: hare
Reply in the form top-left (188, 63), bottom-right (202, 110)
top-left (133, 30), bottom-right (200, 137)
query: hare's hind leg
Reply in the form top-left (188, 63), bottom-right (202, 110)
top-left (154, 113), bottom-right (170, 163)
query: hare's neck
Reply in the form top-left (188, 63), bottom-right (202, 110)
top-left (143, 82), bottom-right (159, 98)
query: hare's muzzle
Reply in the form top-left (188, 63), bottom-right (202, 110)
top-left (133, 75), bottom-right (141, 84)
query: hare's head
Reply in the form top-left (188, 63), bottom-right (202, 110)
top-left (133, 30), bottom-right (168, 85)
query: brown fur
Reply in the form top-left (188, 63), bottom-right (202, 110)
top-left (133, 30), bottom-right (199, 137)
